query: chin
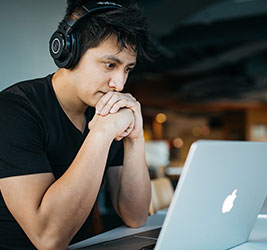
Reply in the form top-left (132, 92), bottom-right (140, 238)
top-left (83, 98), bottom-right (97, 108)
top-left (89, 95), bottom-right (101, 107)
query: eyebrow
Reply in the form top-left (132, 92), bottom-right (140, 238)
top-left (102, 55), bottom-right (136, 67)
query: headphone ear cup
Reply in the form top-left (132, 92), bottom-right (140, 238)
top-left (49, 30), bottom-right (70, 68)
top-left (67, 31), bottom-right (80, 69)
top-left (63, 32), bottom-right (78, 69)
top-left (49, 31), bottom-right (66, 62)
top-left (49, 30), bottom-right (78, 69)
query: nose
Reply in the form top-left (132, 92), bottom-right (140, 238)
top-left (109, 72), bottom-right (127, 92)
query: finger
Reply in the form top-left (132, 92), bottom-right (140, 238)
top-left (125, 101), bottom-right (141, 131)
top-left (127, 102), bottom-right (144, 138)
top-left (120, 132), bottom-right (129, 137)
top-left (133, 102), bottom-right (142, 129)
top-left (115, 136), bottom-right (123, 141)
top-left (126, 119), bottom-right (135, 133)
top-left (124, 93), bottom-right (136, 101)
top-left (99, 94), bottom-right (121, 116)
top-left (95, 92), bottom-right (114, 114)
top-left (109, 99), bottom-right (135, 114)
top-left (122, 125), bottom-right (133, 137)
top-left (120, 119), bottom-right (135, 138)
top-left (97, 92), bottom-right (137, 115)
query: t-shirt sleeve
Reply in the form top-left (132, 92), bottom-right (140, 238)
top-left (0, 94), bottom-right (52, 178)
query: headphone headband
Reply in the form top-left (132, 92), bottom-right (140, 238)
top-left (62, 2), bottom-right (122, 33)
top-left (49, 1), bottom-right (122, 68)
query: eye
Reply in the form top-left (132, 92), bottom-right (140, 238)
top-left (105, 62), bottom-right (115, 69)
top-left (125, 67), bottom-right (135, 73)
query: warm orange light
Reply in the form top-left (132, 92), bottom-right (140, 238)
top-left (155, 113), bottom-right (167, 124)
top-left (202, 125), bottom-right (210, 136)
top-left (192, 127), bottom-right (201, 137)
top-left (173, 138), bottom-right (184, 149)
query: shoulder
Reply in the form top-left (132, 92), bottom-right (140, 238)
top-left (0, 74), bottom-right (54, 116)
top-left (0, 75), bottom-right (55, 134)
top-left (1, 75), bottom-right (53, 103)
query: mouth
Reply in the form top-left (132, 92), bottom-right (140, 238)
top-left (97, 91), bottom-right (105, 96)
top-left (97, 90), bottom-right (113, 97)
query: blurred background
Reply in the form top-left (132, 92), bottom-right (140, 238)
top-left (1, 0), bottom-right (267, 231)
top-left (131, 0), bottom-right (267, 175)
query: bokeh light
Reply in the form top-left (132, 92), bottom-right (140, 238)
top-left (155, 113), bottom-right (167, 123)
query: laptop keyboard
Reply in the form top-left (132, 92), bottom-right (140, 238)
top-left (77, 228), bottom-right (160, 249)
top-left (135, 228), bottom-right (161, 238)
top-left (136, 229), bottom-right (160, 250)
top-left (139, 243), bottom-right (156, 250)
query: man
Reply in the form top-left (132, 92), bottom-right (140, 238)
top-left (0, 1), bottom-right (152, 249)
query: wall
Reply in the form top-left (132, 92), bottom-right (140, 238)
top-left (0, 0), bottom-right (66, 90)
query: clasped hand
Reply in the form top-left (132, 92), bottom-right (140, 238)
top-left (89, 92), bottom-right (143, 140)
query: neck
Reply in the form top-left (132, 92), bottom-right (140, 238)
top-left (51, 69), bottom-right (88, 132)
top-left (52, 69), bottom-right (87, 116)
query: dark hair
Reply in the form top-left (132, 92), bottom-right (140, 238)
top-left (59, 0), bottom-right (153, 67)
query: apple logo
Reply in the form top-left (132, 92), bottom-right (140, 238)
top-left (222, 189), bottom-right (238, 214)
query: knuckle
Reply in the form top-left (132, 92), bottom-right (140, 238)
top-left (113, 92), bottom-right (121, 98)
top-left (121, 98), bottom-right (129, 104)
top-left (127, 93), bottom-right (136, 101)
top-left (136, 101), bottom-right (141, 109)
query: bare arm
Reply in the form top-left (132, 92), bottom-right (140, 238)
top-left (97, 92), bottom-right (151, 228)
top-left (0, 108), bottom-right (134, 250)
top-left (107, 136), bottom-right (151, 228)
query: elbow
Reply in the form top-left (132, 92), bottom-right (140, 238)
top-left (124, 214), bottom-right (149, 228)
top-left (35, 239), bottom-right (64, 250)
top-left (33, 231), bottom-right (70, 250)
top-left (126, 219), bottom-right (146, 229)
top-left (35, 240), bottom-right (67, 250)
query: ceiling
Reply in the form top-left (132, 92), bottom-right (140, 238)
top-left (125, 0), bottom-right (267, 112)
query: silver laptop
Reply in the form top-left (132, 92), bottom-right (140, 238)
top-left (155, 140), bottom-right (267, 250)
top-left (77, 140), bottom-right (267, 250)
top-left (259, 195), bottom-right (267, 214)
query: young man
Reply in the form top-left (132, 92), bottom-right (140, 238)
top-left (0, 1), bottom-right (152, 249)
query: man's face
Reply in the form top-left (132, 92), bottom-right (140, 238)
top-left (70, 35), bottom-right (137, 108)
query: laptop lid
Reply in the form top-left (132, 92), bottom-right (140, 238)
top-left (155, 140), bottom-right (267, 250)
top-left (229, 242), bottom-right (267, 250)
top-left (259, 195), bottom-right (267, 214)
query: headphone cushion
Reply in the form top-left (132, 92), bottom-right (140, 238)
top-left (49, 30), bottom-right (76, 68)
top-left (65, 31), bottom-right (80, 69)
top-left (49, 31), bottom-right (66, 60)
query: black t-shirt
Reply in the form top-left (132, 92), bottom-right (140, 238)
top-left (0, 74), bottom-right (123, 249)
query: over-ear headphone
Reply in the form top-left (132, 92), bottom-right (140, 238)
top-left (49, 1), bottom-right (122, 69)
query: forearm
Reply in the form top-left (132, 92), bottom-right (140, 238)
top-left (33, 129), bottom-right (113, 249)
top-left (118, 136), bottom-right (151, 228)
